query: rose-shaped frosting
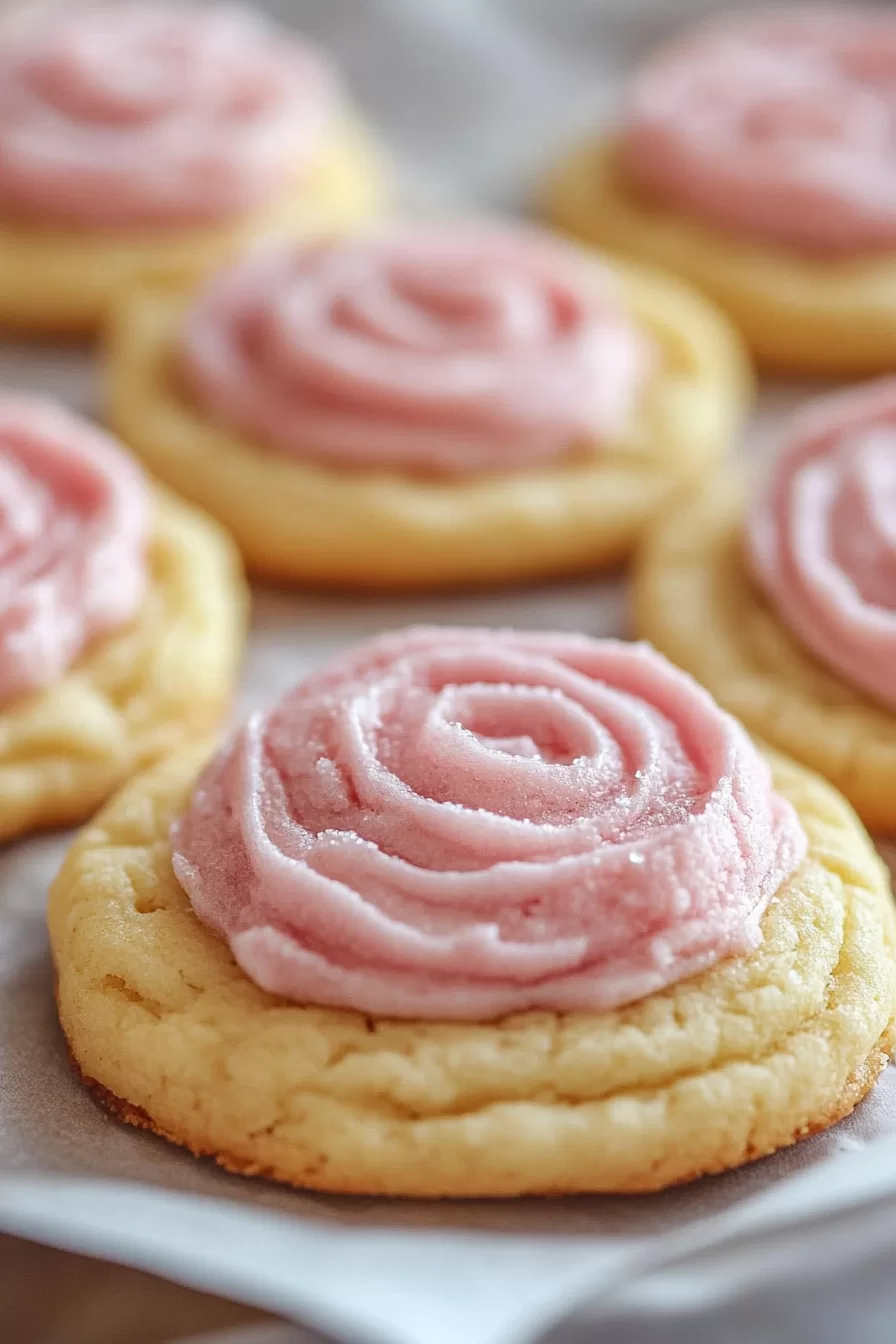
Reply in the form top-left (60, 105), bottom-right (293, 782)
top-left (621, 9), bottom-right (896, 253)
top-left (0, 3), bottom-right (335, 228)
top-left (177, 224), bottom-right (650, 474)
top-left (0, 396), bottom-right (148, 705)
top-left (172, 628), bottom-right (805, 1020)
top-left (748, 379), bottom-right (896, 711)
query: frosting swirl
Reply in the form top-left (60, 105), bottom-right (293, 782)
top-left (748, 378), bottom-right (896, 711)
top-left (621, 9), bottom-right (896, 253)
top-left (178, 224), bottom-right (649, 474)
top-left (0, 4), bottom-right (334, 228)
top-left (172, 628), bottom-right (805, 1020)
top-left (0, 396), bottom-right (148, 706)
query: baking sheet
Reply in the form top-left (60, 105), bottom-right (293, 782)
top-left (3, 3), bottom-right (896, 1343)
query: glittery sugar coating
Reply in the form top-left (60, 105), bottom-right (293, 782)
top-left (0, 396), bottom-right (148, 706)
top-left (748, 378), bottom-right (896, 713)
top-left (622, 9), bottom-right (896, 254)
top-left (172, 628), bottom-right (806, 1020)
top-left (178, 222), bottom-right (649, 475)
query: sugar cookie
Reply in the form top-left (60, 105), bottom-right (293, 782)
top-left (107, 222), bottom-right (749, 589)
top-left (50, 631), bottom-right (895, 1196)
top-left (0, 4), bottom-right (382, 334)
top-left (541, 10), bottom-right (896, 375)
top-left (0, 396), bottom-right (245, 840)
top-left (636, 380), bottom-right (896, 832)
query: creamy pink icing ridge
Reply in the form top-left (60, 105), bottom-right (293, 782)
top-left (0, 395), bottom-right (148, 705)
top-left (172, 629), bottom-right (806, 1020)
top-left (621, 8), bottom-right (896, 253)
top-left (748, 378), bottom-right (896, 711)
top-left (0, 3), bottom-right (335, 227)
top-left (178, 224), bottom-right (649, 474)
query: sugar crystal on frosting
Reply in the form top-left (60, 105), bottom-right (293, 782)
top-left (172, 627), bottom-right (806, 1020)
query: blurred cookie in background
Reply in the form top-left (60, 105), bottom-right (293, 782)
top-left (0, 3), bottom-right (384, 335)
top-left (542, 7), bottom-right (896, 376)
top-left (106, 218), bottom-right (750, 589)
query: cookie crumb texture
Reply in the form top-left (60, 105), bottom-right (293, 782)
top-left (0, 494), bottom-right (245, 840)
top-left (635, 474), bottom-right (896, 834)
top-left (49, 741), bottom-right (896, 1197)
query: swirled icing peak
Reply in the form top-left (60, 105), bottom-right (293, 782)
top-left (0, 3), bottom-right (335, 227)
top-left (621, 8), bottom-right (896, 253)
top-left (748, 378), bottom-right (896, 711)
top-left (0, 395), bottom-right (148, 706)
top-left (178, 223), bottom-right (650, 474)
top-left (172, 629), bottom-right (805, 1020)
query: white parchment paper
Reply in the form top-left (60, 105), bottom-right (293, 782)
top-left (3, 3), bottom-right (896, 1343)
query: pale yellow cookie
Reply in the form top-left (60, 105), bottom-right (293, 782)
top-left (634, 474), bottom-right (896, 834)
top-left (0, 121), bottom-right (382, 336)
top-left (0, 491), bottom-right (246, 841)
top-left (540, 140), bottom-right (896, 378)
top-left (105, 258), bottom-right (749, 590)
top-left (49, 741), bottom-right (896, 1197)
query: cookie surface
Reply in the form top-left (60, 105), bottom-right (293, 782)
top-left (540, 141), bottom-right (896, 377)
top-left (0, 491), bottom-right (245, 841)
top-left (0, 122), bottom-right (381, 335)
top-left (106, 257), bottom-right (748, 589)
top-left (635, 473), bottom-right (896, 833)
top-left (50, 741), bottom-right (896, 1197)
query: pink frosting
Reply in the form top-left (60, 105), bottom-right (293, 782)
top-left (172, 629), bottom-right (805, 1020)
top-left (621, 8), bottom-right (896, 254)
top-left (177, 224), bottom-right (650, 474)
top-left (748, 378), bottom-right (896, 711)
top-left (0, 4), bottom-right (335, 228)
top-left (0, 396), bottom-right (148, 706)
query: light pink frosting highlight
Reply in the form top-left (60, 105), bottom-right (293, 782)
top-left (622, 8), bottom-right (896, 253)
top-left (0, 396), bottom-right (148, 706)
top-left (748, 378), bottom-right (896, 711)
top-left (0, 4), bottom-right (335, 228)
top-left (178, 225), bottom-right (649, 474)
top-left (172, 629), bottom-right (805, 1020)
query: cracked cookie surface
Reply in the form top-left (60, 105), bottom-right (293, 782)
top-left (0, 492), bottom-right (246, 840)
top-left (49, 740), bottom-right (896, 1196)
top-left (635, 474), bottom-right (896, 834)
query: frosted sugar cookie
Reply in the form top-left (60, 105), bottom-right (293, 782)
top-left (50, 629), bottom-right (895, 1196)
top-left (637, 378), bottom-right (896, 832)
top-left (0, 3), bottom-right (382, 334)
top-left (0, 395), bottom-right (245, 841)
top-left (542, 8), bottom-right (896, 375)
top-left (107, 220), bottom-right (749, 589)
